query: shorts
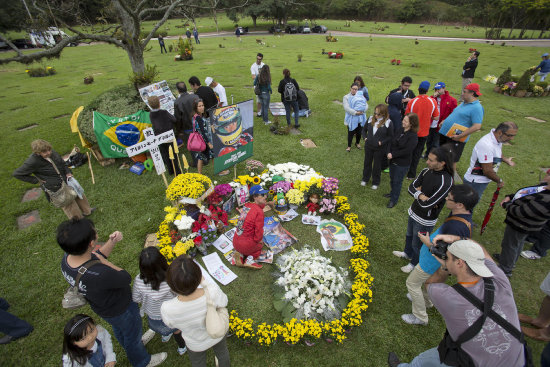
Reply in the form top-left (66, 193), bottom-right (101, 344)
top-left (439, 135), bottom-right (466, 162)
top-left (541, 272), bottom-right (550, 296)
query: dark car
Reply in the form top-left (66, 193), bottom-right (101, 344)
top-left (269, 25), bottom-right (282, 34)
top-left (285, 25), bottom-right (298, 34)
top-left (312, 25), bottom-right (328, 33)
top-left (11, 39), bottom-right (35, 49)
top-left (237, 26), bottom-right (249, 35)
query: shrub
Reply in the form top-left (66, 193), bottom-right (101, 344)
top-left (536, 81), bottom-right (549, 90)
top-left (511, 76), bottom-right (519, 83)
top-left (26, 66), bottom-right (56, 77)
top-left (84, 75), bottom-right (94, 84)
top-left (77, 85), bottom-right (145, 145)
top-left (496, 67), bottom-right (512, 87)
top-left (129, 64), bottom-right (159, 90)
top-left (515, 69), bottom-right (531, 91)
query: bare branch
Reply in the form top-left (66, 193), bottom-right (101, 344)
top-left (0, 34), bottom-right (24, 57)
top-left (0, 35), bottom-right (80, 65)
top-left (141, 0), bottom-right (186, 46)
top-left (113, 0), bottom-right (140, 40)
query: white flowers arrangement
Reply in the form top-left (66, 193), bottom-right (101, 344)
top-left (260, 162), bottom-right (323, 183)
top-left (173, 215), bottom-right (194, 231)
top-left (484, 74), bottom-right (498, 84)
top-left (273, 246), bottom-right (350, 321)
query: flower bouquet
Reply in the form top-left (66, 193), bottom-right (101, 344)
top-left (166, 173), bottom-right (213, 203)
top-left (285, 189), bottom-right (305, 210)
top-left (245, 159), bottom-right (265, 175)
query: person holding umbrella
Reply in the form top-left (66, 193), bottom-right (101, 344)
top-left (494, 170), bottom-right (550, 277)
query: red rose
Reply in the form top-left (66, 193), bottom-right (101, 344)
top-left (194, 236), bottom-right (202, 245)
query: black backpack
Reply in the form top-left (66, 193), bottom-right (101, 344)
top-left (284, 81), bottom-right (297, 101)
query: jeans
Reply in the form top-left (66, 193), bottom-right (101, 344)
top-left (463, 177), bottom-right (490, 211)
top-left (389, 164), bottom-right (409, 204)
top-left (406, 265), bottom-right (433, 323)
top-left (258, 91), bottom-right (271, 123)
top-left (499, 224), bottom-right (528, 275)
top-left (407, 137), bottom-right (427, 179)
top-left (0, 298), bottom-right (33, 339)
top-left (424, 127), bottom-right (440, 157)
top-left (159, 43), bottom-right (167, 53)
top-left (104, 302), bottom-right (150, 367)
top-left (147, 316), bottom-right (177, 336)
top-left (404, 216), bottom-right (434, 266)
top-left (283, 100), bottom-right (299, 126)
top-left (347, 125), bottom-right (361, 147)
top-left (362, 147), bottom-right (384, 185)
top-left (187, 336), bottom-right (230, 367)
top-left (527, 222), bottom-right (550, 257)
top-left (398, 347), bottom-right (452, 367)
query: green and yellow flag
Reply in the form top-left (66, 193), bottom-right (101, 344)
top-left (93, 111), bottom-right (151, 158)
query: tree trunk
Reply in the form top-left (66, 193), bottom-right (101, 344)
top-left (252, 15), bottom-right (257, 27)
top-left (125, 44), bottom-right (145, 74)
top-left (212, 9), bottom-right (219, 33)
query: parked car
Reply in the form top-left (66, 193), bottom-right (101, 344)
top-left (12, 39), bottom-right (35, 49)
top-left (237, 26), bottom-right (249, 35)
top-left (285, 25), bottom-right (298, 34)
top-left (269, 25), bottom-right (282, 34)
top-left (298, 23), bottom-right (311, 34)
top-left (312, 25), bottom-right (328, 33)
top-left (0, 41), bottom-right (8, 49)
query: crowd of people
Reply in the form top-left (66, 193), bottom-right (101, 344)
top-left (5, 42), bottom-right (550, 367)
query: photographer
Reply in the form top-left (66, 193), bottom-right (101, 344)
top-left (389, 235), bottom-right (526, 367)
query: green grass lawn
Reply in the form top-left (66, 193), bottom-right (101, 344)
top-left (1, 33), bottom-right (549, 366)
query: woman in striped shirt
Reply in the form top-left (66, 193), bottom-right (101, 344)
top-left (132, 247), bottom-right (187, 355)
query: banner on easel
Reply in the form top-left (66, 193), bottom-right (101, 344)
top-left (210, 100), bottom-right (254, 174)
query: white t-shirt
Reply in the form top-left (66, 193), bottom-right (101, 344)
top-left (250, 61), bottom-right (264, 77)
top-left (213, 84), bottom-right (228, 106)
top-left (464, 129), bottom-right (502, 184)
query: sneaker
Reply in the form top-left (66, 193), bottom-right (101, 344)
top-left (521, 250), bottom-right (541, 260)
top-left (265, 120), bottom-right (272, 125)
top-left (371, 185), bottom-right (378, 190)
top-left (141, 329), bottom-right (155, 345)
top-left (294, 124), bottom-right (300, 128)
top-left (360, 181), bottom-right (366, 186)
top-left (387, 201), bottom-right (396, 208)
top-left (177, 346), bottom-right (187, 355)
top-left (161, 333), bottom-right (173, 343)
top-left (256, 111), bottom-right (262, 117)
top-left (243, 255), bottom-right (262, 269)
top-left (388, 352), bottom-right (401, 367)
top-left (232, 252), bottom-right (244, 267)
top-left (401, 263), bottom-right (414, 273)
top-left (146, 352), bottom-right (167, 367)
top-left (401, 313), bottom-right (427, 325)
top-left (392, 251), bottom-right (411, 260)
top-left (383, 193), bottom-right (391, 198)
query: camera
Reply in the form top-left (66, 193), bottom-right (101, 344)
top-left (430, 241), bottom-right (452, 260)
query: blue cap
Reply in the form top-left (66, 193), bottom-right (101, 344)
top-left (249, 185), bottom-right (268, 195)
top-left (434, 82), bottom-right (446, 90)
top-left (543, 53), bottom-right (549, 57)
top-left (419, 81), bottom-right (430, 90)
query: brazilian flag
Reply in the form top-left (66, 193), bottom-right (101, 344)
top-left (93, 111), bottom-right (151, 158)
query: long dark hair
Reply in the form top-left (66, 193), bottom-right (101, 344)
top-left (139, 247), bottom-right (168, 291)
top-left (259, 64), bottom-right (271, 85)
top-left (62, 314), bottom-right (96, 366)
top-left (283, 68), bottom-right (291, 79)
top-left (430, 146), bottom-right (454, 177)
top-left (353, 76), bottom-right (365, 88)
top-left (192, 98), bottom-right (205, 117)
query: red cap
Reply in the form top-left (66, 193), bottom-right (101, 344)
top-left (465, 83), bottom-right (482, 96)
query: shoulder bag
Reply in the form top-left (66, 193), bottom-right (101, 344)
top-left (62, 260), bottom-right (101, 309)
top-left (187, 116), bottom-right (207, 153)
top-left (43, 158), bottom-right (77, 208)
top-left (254, 82), bottom-right (261, 95)
top-left (203, 284), bottom-right (229, 339)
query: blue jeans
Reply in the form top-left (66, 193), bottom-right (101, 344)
top-left (398, 347), bottom-right (452, 367)
top-left (283, 100), bottom-right (299, 126)
top-left (104, 302), bottom-right (150, 367)
top-left (463, 177), bottom-right (489, 211)
top-left (258, 91), bottom-right (270, 123)
top-left (147, 316), bottom-right (177, 336)
top-left (389, 164), bottom-right (409, 204)
top-left (404, 216), bottom-right (433, 266)
top-left (0, 298), bottom-right (33, 339)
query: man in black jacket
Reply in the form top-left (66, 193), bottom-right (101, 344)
top-left (385, 76), bottom-right (415, 118)
top-left (393, 146), bottom-right (454, 273)
top-left (188, 76), bottom-right (218, 116)
top-left (461, 51), bottom-right (479, 102)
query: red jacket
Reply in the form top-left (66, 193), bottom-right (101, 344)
top-left (233, 202), bottom-right (264, 257)
top-left (431, 91), bottom-right (457, 130)
top-left (405, 94), bottom-right (439, 138)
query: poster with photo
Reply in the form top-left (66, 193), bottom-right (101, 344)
top-left (235, 185), bottom-right (249, 207)
top-left (210, 100), bottom-right (254, 174)
top-left (316, 219), bottom-right (353, 251)
top-left (263, 216), bottom-right (297, 255)
top-left (139, 80), bottom-right (176, 115)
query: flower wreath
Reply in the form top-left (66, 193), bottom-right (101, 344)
top-left (157, 164), bottom-right (373, 346)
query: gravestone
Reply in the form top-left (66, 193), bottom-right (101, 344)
top-left (17, 210), bottom-right (41, 229)
top-left (21, 188), bottom-right (42, 202)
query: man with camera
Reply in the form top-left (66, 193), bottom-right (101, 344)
top-left (389, 235), bottom-right (526, 367)
top-left (401, 184), bottom-right (477, 326)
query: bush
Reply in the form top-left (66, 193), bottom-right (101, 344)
top-left (496, 67), bottom-right (512, 86)
top-left (77, 85), bottom-right (146, 145)
top-left (536, 81), bottom-right (549, 90)
top-left (26, 66), bottom-right (56, 77)
top-left (516, 69), bottom-right (531, 91)
top-left (511, 76), bottom-right (519, 83)
top-left (129, 64), bottom-right (159, 90)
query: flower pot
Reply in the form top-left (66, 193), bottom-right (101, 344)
top-left (514, 90), bottom-right (527, 98)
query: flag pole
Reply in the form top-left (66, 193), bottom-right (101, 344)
top-left (86, 151), bottom-right (95, 184)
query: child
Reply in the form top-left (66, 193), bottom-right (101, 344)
top-left (348, 90), bottom-right (367, 129)
top-left (62, 314), bottom-right (116, 367)
top-left (132, 247), bottom-right (187, 355)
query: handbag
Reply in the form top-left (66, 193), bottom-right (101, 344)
top-left (203, 284), bottom-right (229, 339)
top-left (187, 116), bottom-right (207, 152)
top-left (254, 83), bottom-right (261, 95)
top-left (62, 260), bottom-right (100, 309)
top-left (43, 158), bottom-right (77, 208)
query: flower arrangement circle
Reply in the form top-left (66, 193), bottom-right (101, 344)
top-left (157, 163), bottom-right (373, 346)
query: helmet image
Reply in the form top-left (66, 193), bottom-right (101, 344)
top-left (212, 106), bottom-right (243, 146)
top-left (219, 146), bottom-right (236, 156)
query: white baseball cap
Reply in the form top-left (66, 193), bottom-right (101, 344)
top-left (205, 77), bottom-right (213, 86)
top-left (448, 240), bottom-right (494, 277)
